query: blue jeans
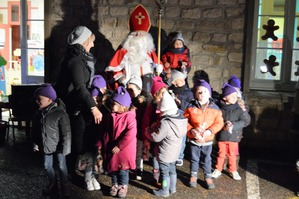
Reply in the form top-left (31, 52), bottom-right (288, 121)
top-left (189, 144), bottom-right (212, 179)
top-left (178, 135), bottom-right (187, 160)
top-left (159, 161), bottom-right (176, 180)
top-left (44, 152), bottom-right (68, 184)
top-left (111, 170), bottom-right (129, 185)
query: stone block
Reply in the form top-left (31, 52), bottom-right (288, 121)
top-left (228, 52), bottom-right (243, 62)
top-left (194, 0), bottom-right (214, 6)
top-left (203, 44), bottom-right (228, 53)
top-left (212, 33), bottom-right (227, 43)
top-left (217, 0), bottom-right (238, 5)
top-left (225, 7), bottom-right (245, 17)
top-left (197, 21), bottom-right (224, 32)
top-left (179, 0), bottom-right (192, 6)
top-left (203, 8), bottom-right (223, 19)
top-left (228, 33), bottom-right (244, 43)
top-left (110, 6), bottom-right (128, 16)
top-left (182, 8), bottom-right (202, 19)
top-left (165, 7), bottom-right (181, 18)
top-left (175, 21), bottom-right (195, 30)
top-left (192, 32), bottom-right (211, 43)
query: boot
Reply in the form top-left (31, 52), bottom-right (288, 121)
top-left (153, 177), bottom-right (170, 197)
top-left (169, 174), bottom-right (177, 194)
top-left (153, 169), bottom-right (160, 187)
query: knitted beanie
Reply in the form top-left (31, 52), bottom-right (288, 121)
top-left (151, 76), bottom-right (167, 96)
top-left (172, 32), bottom-right (184, 43)
top-left (193, 79), bottom-right (212, 95)
top-left (34, 83), bottom-right (57, 101)
top-left (91, 75), bottom-right (106, 97)
top-left (127, 75), bottom-right (143, 90)
top-left (170, 70), bottom-right (186, 84)
top-left (228, 75), bottom-right (241, 88)
top-left (222, 83), bottom-right (237, 98)
top-left (67, 26), bottom-right (92, 45)
top-left (159, 91), bottom-right (178, 116)
top-left (111, 86), bottom-right (131, 107)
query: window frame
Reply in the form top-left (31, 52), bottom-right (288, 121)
top-left (246, 0), bottom-right (298, 92)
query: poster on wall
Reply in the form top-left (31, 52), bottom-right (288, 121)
top-left (27, 49), bottom-right (44, 76)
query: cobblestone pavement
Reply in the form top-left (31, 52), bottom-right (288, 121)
top-left (1, 129), bottom-right (299, 199)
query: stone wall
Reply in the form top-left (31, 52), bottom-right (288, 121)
top-left (45, 0), bottom-right (294, 150)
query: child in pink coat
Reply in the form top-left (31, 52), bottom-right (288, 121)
top-left (103, 86), bottom-right (137, 198)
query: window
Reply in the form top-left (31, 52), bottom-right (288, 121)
top-left (249, 0), bottom-right (299, 91)
top-left (26, 0), bottom-right (44, 77)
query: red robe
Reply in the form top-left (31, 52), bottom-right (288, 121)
top-left (105, 48), bottom-right (160, 91)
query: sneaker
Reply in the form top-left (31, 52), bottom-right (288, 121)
top-left (136, 169), bottom-right (143, 181)
top-left (176, 159), bottom-right (183, 166)
top-left (86, 180), bottom-right (94, 191)
top-left (189, 176), bottom-right (197, 188)
top-left (211, 169), bottom-right (222, 179)
top-left (92, 177), bottom-right (101, 190)
top-left (231, 171), bottom-right (241, 180)
top-left (110, 184), bottom-right (119, 197)
top-left (117, 185), bottom-right (128, 198)
top-left (205, 178), bottom-right (215, 189)
top-left (42, 182), bottom-right (55, 195)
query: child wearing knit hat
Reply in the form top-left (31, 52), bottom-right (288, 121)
top-left (211, 83), bottom-right (251, 181)
top-left (142, 76), bottom-right (168, 186)
top-left (32, 84), bottom-right (71, 197)
top-left (127, 75), bottom-right (153, 181)
top-left (161, 32), bottom-right (192, 87)
top-left (183, 79), bottom-right (224, 189)
top-left (102, 86), bottom-right (136, 198)
top-left (168, 70), bottom-right (194, 167)
top-left (226, 75), bottom-right (251, 171)
top-left (144, 91), bottom-right (187, 197)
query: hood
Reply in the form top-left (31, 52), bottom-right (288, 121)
top-left (163, 113), bottom-right (187, 138)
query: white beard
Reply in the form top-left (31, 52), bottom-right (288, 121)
top-left (122, 31), bottom-right (155, 66)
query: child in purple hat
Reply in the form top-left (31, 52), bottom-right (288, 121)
top-left (32, 84), bottom-right (71, 197)
top-left (183, 79), bottom-right (224, 189)
top-left (102, 86), bottom-right (136, 198)
top-left (211, 83), bottom-right (251, 181)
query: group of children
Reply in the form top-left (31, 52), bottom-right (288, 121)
top-left (31, 31), bottom-right (251, 198)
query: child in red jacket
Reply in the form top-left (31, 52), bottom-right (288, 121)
top-left (161, 32), bottom-right (191, 86)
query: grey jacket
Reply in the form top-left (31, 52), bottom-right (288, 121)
top-left (149, 112), bottom-right (187, 163)
top-left (32, 98), bottom-right (71, 155)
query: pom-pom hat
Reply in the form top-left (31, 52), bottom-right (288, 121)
top-left (222, 83), bottom-right (237, 98)
top-left (34, 83), bottom-right (57, 101)
top-left (111, 86), bottom-right (131, 107)
top-left (67, 26), bottom-right (92, 45)
top-left (193, 79), bottom-right (212, 95)
top-left (228, 75), bottom-right (241, 88)
top-left (158, 91), bottom-right (178, 116)
top-left (151, 76), bottom-right (167, 96)
top-left (127, 75), bottom-right (143, 90)
top-left (129, 4), bottom-right (151, 32)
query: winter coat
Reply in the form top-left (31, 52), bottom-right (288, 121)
top-left (169, 84), bottom-right (194, 111)
top-left (32, 99), bottom-right (71, 155)
top-left (218, 101), bottom-right (251, 142)
top-left (55, 44), bottom-right (97, 114)
top-left (161, 46), bottom-right (192, 72)
top-left (145, 112), bottom-right (187, 163)
top-left (184, 99), bottom-right (224, 146)
top-left (103, 110), bottom-right (137, 172)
